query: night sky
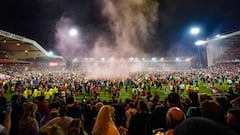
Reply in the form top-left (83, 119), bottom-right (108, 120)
top-left (0, 0), bottom-right (240, 57)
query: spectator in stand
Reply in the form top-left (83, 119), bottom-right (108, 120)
top-left (85, 101), bottom-right (103, 133)
top-left (146, 93), bottom-right (183, 135)
top-left (145, 105), bottom-right (168, 135)
top-left (231, 96), bottom-right (240, 109)
top-left (18, 102), bottom-right (39, 135)
top-left (66, 96), bottom-right (82, 119)
top-left (200, 99), bottom-right (225, 124)
top-left (0, 97), bottom-right (8, 124)
top-left (198, 94), bottom-right (213, 104)
top-left (187, 92), bottom-right (200, 107)
top-left (81, 102), bottom-right (94, 134)
top-left (174, 117), bottom-right (237, 135)
top-left (41, 106), bottom-right (73, 135)
top-left (94, 102), bottom-right (103, 117)
top-left (167, 93), bottom-right (183, 110)
top-left (215, 96), bottom-right (231, 114)
top-left (141, 89), bottom-right (146, 99)
top-left (37, 96), bottom-right (50, 126)
top-left (0, 107), bottom-right (11, 135)
top-left (39, 124), bottom-right (65, 135)
top-left (9, 95), bottom-right (23, 135)
top-left (0, 90), bottom-right (4, 97)
top-left (128, 100), bottom-right (150, 135)
top-left (112, 100), bottom-right (125, 127)
top-left (68, 118), bottom-right (88, 135)
top-left (125, 102), bottom-right (137, 129)
top-left (186, 92), bottom-right (201, 118)
top-left (92, 105), bottom-right (119, 135)
top-left (225, 108), bottom-right (240, 134)
top-left (165, 107), bottom-right (186, 135)
top-left (153, 92), bottom-right (160, 101)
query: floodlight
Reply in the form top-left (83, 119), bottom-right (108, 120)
top-left (69, 28), bottom-right (78, 36)
top-left (185, 58), bottom-right (191, 62)
top-left (220, 35), bottom-right (226, 39)
top-left (152, 57), bottom-right (156, 61)
top-left (129, 57), bottom-right (134, 61)
top-left (190, 27), bottom-right (200, 35)
top-left (215, 34), bottom-right (220, 38)
top-left (48, 51), bottom-right (53, 56)
top-left (101, 58), bottom-right (105, 61)
top-left (160, 57), bottom-right (164, 61)
top-left (176, 57), bottom-right (180, 61)
top-left (195, 40), bottom-right (207, 46)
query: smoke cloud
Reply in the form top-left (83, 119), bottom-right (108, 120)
top-left (55, 0), bottom-right (159, 79)
top-left (55, 17), bottom-right (86, 60)
top-left (97, 0), bottom-right (159, 57)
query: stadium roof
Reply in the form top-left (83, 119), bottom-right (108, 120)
top-left (204, 30), bottom-right (240, 67)
top-left (204, 30), bottom-right (240, 45)
top-left (0, 29), bottom-right (63, 63)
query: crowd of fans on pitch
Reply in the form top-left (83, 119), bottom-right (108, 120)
top-left (0, 63), bottom-right (240, 135)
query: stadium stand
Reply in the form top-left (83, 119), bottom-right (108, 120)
top-left (206, 30), bottom-right (240, 66)
top-left (0, 29), bottom-right (62, 63)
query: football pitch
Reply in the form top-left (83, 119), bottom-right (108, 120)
top-left (4, 80), bottom-right (236, 102)
top-left (73, 80), bottom-right (234, 102)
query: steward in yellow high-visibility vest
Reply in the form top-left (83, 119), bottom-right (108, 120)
top-left (39, 87), bottom-right (44, 96)
top-left (23, 89), bottom-right (28, 99)
top-left (186, 84), bottom-right (190, 91)
top-left (53, 86), bottom-right (59, 99)
top-left (44, 90), bottom-right (50, 101)
top-left (32, 88), bottom-right (39, 101)
top-left (27, 88), bottom-right (32, 99)
top-left (48, 88), bottom-right (54, 101)
top-left (32, 88), bottom-right (39, 98)
top-left (141, 83), bottom-right (145, 89)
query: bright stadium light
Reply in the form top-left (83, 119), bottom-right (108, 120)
top-left (160, 57), bottom-right (164, 61)
top-left (190, 27), bottom-right (200, 35)
top-left (215, 34), bottom-right (221, 38)
top-left (220, 35), bottom-right (226, 39)
top-left (129, 57), bottom-right (134, 61)
top-left (185, 58), bottom-right (191, 62)
top-left (48, 51), bottom-right (54, 56)
top-left (176, 57), bottom-right (180, 61)
top-left (195, 40), bottom-right (207, 46)
top-left (69, 28), bottom-right (78, 36)
top-left (101, 57), bottom-right (105, 62)
top-left (152, 57), bottom-right (157, 62)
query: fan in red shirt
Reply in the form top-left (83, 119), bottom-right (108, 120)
top-left (92, 86), bottom-right (98, 100)
top-left (141, 89), bottom-right (146, 99)
top-left (154, 92), bottom-right (160, 100)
